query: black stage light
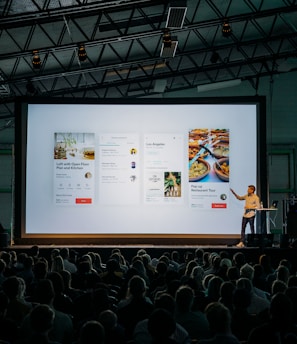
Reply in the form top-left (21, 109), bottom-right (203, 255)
top-left (222, 21), bottom-right (232, 37)
top-left (32, 50), bottom-right (41, 69)
top-left (210, 51), bottom-right (219, 63)
top-left (78, 44), bottom-right (87, 62)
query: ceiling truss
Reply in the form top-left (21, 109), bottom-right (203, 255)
top-left (0, 0), bottom-right (297, 113)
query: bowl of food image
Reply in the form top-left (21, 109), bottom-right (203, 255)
top-left (211, 144), bottom-right (229, 159)
top-left (82, 147), bottom-right (95, 159)
top-left (189, 158), bottom-right (211, 182)
top-left (213, 158), bottom-right (229, 182)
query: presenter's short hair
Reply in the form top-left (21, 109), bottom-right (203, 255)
top-left (248, 185), bottom-right (256, 192)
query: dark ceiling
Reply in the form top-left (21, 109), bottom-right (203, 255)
top-left (0, 0), bottom-right (297, 124)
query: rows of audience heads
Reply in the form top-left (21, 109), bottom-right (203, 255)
top-left (1, 245), bottom-right (297, 343)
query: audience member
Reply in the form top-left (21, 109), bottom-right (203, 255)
top-left (170, 250), bottom-right (181, 271)
top-left (154, 269), bottom-right (180, 300)
top-left (100, 258), bottom-right (124, 288)
top-left (49, 249), bottom-right (61, 268)
top-left (206, 275), bottom-right (224, 302)
top-left (0, 291), bottom-right (19, 343)
top-left (98, 309), bottom-right (126, 344)
top-left (177, 251), bottom-right (194, 277)
top-left (248, 292), bottom-right (297, 344)
top-left (117, 275), bottom-right (154, 339)
top-left (236, 277), bottom-right (270, 316)
top-left (0, 258), bottom-right (7, 286)
top-left (271, 279), bottom-right (287, 295)
top-left (17, 256), bottom-right (34, 289)
top-left (288, 275), bottom-right (297, 288)
top-left (231, 288), bottom-right (261, 342)
top-left (17, 304), bottom-right (61, 344)
top-left (59, 269), bottom-right (85, 302)
top-left (204, 254), bottom-right (221, 277)
top-left (147, 308), bottom-right (178, 344)
top-left (252, 263), bottom-right (269, 293)
top-left (219, 281), bottom-right (235, 312)
top-left (149, 260), bottom-right (168, 298)
top-left (141, 253), bottom-right (156, 281)
top-left (226, 266), bottom-right (240, 285)
top-left (183, 260), bottom-right (198, 278)
top-left (285, 286), bottom-right (297, 325)
top-left (131, 258), bottom-right (150, 285)
top-left (217, 257), bottom-right (232, 280)
top-left (13, 252), bottom-right (27, 273)
top-left (91, 252), bottom-right (105, 274)
top-left (175, 285), bottom-right (210, 341)
top-left (77, 320), bottom-right (105, 344)
top-left (71, 259), bottom-right (101, 290)
top-left (109, 250), bottom-right (128, 273)
top-left (50, 255), bottom-right (65, 273)
top-left (199, 302), bottom-right (240, 344)
top-left (133, 293), bottom-right (191, 344)
top-left (47, 271), bottom-right (74, 315)
top-left (19, 279), bottom-right (74, 344)
top-left (27, 258), bottom-right (49, 297)
top-left (232, 251), bottom-right (246, 271)
top-left (190, 265), bottom-right (204, 290)
top-left (2, 276), bottom-right (32, 326)
top-left (60, 248), bottom-right (77, 274)
top-left (202, 251), bottom-right (211, 271)
top-left (239, 263), bottom-right (270, 300)
top-left (0, 251), bottom-right (14, 277)
top-left (258, 254), bottom-right (274, 279)
top-left (194, 247), bottom-right (204, 266)
top-left (28, 245), bottom-right (40, 262)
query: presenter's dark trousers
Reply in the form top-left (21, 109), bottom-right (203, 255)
top-left (241, 216), bottom-right (255, 242)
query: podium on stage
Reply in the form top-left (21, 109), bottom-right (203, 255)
top-left (246, 205), bottom-right (278, 247)
top-left (256, 207), bottom-right (278, 234)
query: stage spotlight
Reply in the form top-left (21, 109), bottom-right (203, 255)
top-left (32, 50), bottom-right (41, 69)
top-left (160, 29), bottom-right (178, 58)
top-left (222, 21), bottom-right (232, 37)
top-left (26, 80), bottom-right (36, 95)
top-left (78, 44), bottom-right (87, 62)
top-left (163, 29), bottom-right (172, 48)
top-left (210, 51), bottom-right (219, 63)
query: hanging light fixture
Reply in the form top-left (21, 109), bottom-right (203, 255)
top-left (32, 50), bottom-right (41, 69)
top-left (78, 44), bottom-right (87, 62)
top-left (163, 29), bottom-right (172, 48)
top-left (222, 21), bottom-right (232, 37)
top-left (166, 0), bottom-right (187, 29)
top-left (210, 51), bottom-right (219, 63)
top-left (160, 29), bottom-right (178, 58)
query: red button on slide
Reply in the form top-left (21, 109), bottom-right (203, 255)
top-left (212, 203), bottom-right (227, 208)
top-left (76, 198), bottom-right (92, 204)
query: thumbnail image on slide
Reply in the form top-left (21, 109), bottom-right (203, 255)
top-left (53, 132), bottom-right (95, 206)
top-left (164, 172), bottom-right (181, 197)
top-left (188, 128), bottom-right (229, 183)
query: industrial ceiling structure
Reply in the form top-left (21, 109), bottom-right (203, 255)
top-left (1, 0), bottom-right (297, 131)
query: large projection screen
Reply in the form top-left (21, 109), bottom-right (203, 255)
top-left (15, 97), bottom-right (266, 244)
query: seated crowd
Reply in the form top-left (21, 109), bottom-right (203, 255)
top-left (0, 246), bottom-right (297, 343)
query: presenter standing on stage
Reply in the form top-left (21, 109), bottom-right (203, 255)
top-left (230, 185), bottom-right (260, 248)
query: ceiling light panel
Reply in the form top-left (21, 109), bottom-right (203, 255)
top-left (166, 0), bottom-right (187, 28)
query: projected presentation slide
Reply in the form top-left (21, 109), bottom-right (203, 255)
top-left (23, 101), bottom-right (259, 236)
